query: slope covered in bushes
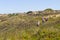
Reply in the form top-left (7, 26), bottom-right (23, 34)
top-left (0, 9), bottom-right (60, 40)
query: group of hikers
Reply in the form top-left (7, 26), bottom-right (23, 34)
top-left (37, 16), bottom-right (48, 26)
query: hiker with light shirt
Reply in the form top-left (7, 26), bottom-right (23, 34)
top-left (42, 16), bottom-right (45, 23)
top-left (37, 21), bottom-right (40, 26)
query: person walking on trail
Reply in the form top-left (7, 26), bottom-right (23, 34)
top-left (45, 17), bottom-right (48, 22)
top-left (42, 16), bottom-right (45, 23)
top-left (37, 21), bottom-right (40, 26)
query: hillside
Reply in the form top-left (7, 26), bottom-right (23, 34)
top-left (0, 9), bottom-right (60, 40)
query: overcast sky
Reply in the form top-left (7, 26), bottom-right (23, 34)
top-left (0, 0), bottom-right (60, 13)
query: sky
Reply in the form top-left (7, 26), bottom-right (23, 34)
top-left (0, 0), bottom-right (60, 13)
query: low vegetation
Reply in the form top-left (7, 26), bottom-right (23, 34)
top-left (0, 8), bottom-right (60, 40)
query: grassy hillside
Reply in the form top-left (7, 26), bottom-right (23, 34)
top-left (0, 9), bottom-right (60, 40)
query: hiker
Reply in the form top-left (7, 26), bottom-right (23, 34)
top-left (37, 21), bottom-right (40, 26)
top-left (45, 17), bottom-right (48, 22)
top-left (42, 16), bottom-right (45, 23)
